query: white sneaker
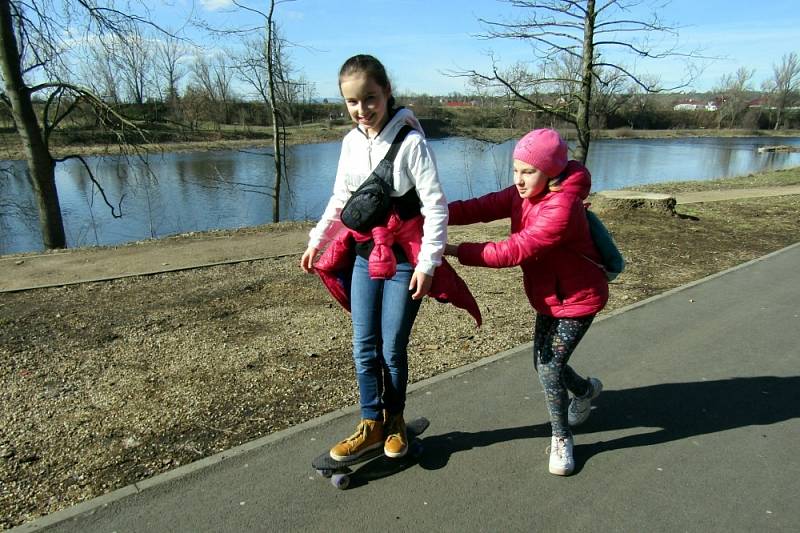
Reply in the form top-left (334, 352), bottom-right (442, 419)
top-left (548, 435), bottom-right (574, 476)
top-left (568, 377), bottom-right (603, 426)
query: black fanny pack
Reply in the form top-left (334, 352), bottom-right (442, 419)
top-left (340, 125), bottom-right (417, 233)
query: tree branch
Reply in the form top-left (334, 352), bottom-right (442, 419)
top-left (53, 154), bottom-right (124, 218)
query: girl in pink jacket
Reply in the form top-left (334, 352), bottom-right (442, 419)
top-left (444, 129), bottom-right (609, 476)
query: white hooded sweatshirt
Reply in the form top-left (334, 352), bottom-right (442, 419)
top-left (307, 108), bottom-right (448, 276)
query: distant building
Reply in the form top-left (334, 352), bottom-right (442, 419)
top-left (441, 100), bottom-right (475, 107)
top-left (673, 98), bottom-right (718, 111)
top-left (747, 97), bottom-right (771, 109)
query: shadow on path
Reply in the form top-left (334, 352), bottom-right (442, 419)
top-left (417, 376), bottom-right (800, 472)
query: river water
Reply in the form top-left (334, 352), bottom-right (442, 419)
top-left (1, 135), bottom-right (799, 255)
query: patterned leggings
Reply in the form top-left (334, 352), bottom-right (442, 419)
top-left (533, 313), bottom-right (595, 438)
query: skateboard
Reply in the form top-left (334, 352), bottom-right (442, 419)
top-left (311, 417), bottom-right (430, 490)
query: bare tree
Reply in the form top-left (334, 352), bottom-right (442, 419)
top-left (295, 73), bottom-right (316, 105)
top-left (263, 0), bottom-right (286, 223)
top-left (78, 27), bottom-right (156, 105)
top-left (114, 24), bottom-right (153, 104)
top-left (765, 52), bottom-right (800, 130)
top-left (233, 21), bottom-right (305, 122)
top-left (214, 0), bottom-right (295, 222)
top-left (234, 33), bottom-right (278, 126)
top-left (80, 37), bottom-right (121, 103)
top-left (618, 73), bottom-right (659, 128)
top-left (714, 67), bottom-right (754, 129)
top-left (0, 1), bottom-right (171, 249)
top-left (190, 51), bottom-right (235, 125)
top-left (467, 75), bottom-right (492, 107)
top-left (589, 62), bottom-right (635, 128)
top-left (455, 0), bottom-right (698, 163)
top-left (154, 31), bottom-right (187, 105)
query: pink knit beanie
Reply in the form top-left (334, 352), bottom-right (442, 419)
top-left (512, 129), bottom-right (568, 178)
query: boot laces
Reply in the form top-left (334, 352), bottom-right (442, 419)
top-left (547, 437), bottom-right (570, 460)
top-left (344, 422), bottom-right (368, 444)
top-left (554, 438), bottom-right (567, 459)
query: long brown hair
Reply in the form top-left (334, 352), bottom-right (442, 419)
top-left (338, 54), bottom-right (396, 110)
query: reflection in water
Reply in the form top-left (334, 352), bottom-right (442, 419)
top-left (0, 164), bottom-right (40, 252)
top-left (1, 136), bottom-right (799, 254)
top-left (586, 137), bottom-right (800, 190)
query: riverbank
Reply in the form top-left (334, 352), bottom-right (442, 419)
top-left (2, 167), bottom-right (800, 528)
top-left (0, 122), bottom-right (353, 161)
top-left (454, 125), bottom-right (800, 145)
top-left (3, 122), bottom-right (799, 161)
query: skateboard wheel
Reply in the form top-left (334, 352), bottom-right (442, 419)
top-left (316, 469), bottom-right (332, 478)
top-left (331, 473), bottom-right (350, 490)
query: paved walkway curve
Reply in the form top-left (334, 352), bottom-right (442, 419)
top-left (674, 184), bottom-right (800, 204)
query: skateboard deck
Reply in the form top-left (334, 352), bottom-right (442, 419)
top-left (312, 417), bottom-right (430, 489)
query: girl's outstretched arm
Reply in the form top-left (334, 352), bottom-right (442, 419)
top-left (448, 186), bottom-right (516, 226)
top-left (456, 200), bottom-right (570, 268)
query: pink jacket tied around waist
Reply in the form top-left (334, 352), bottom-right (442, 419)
top-left (313, 212), bottom-right (482, 326)
top-left (364, 215), bottom-right (408, 280)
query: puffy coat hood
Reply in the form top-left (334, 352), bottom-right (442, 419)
top-left (554, 160), bottom-right (592, 201)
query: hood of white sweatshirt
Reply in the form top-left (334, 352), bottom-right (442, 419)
top-left (357, 107), bottom-right (426, 141)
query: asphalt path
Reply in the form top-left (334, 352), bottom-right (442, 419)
top-left (15, 242), bottom-right (800, 532)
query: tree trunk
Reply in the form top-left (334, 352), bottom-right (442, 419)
top-left (595, 190), bottom-right (677, 214)
top-left (0, 1), bottom-right (66, 249)
top-left (266, 1), bottom-right (281, 223)
top-left (574, 0), bottom-right (596, 164)
top-left (773, 98), bottom-right (784, 130)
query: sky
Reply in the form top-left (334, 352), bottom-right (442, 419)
top-left (168, 0), bottom-right (800, 99)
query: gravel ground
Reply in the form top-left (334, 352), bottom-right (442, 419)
top-left (2, 194), bottom-right (800, 528)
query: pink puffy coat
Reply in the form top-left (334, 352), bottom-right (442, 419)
top-left (448, 160), bottom-right (608, 318)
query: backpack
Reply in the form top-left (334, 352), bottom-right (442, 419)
top-left (584, 209), bottom-right (625, 281)
top-left (340, 125), bottom-right (413, 233)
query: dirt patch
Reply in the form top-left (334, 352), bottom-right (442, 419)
top-left (2, 193), bottom-right (800, 528)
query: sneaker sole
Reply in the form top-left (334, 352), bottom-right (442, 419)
top-left (329, 441), bottom-right (383, 462)
top-left (549, 464), bottom-right (574, 476)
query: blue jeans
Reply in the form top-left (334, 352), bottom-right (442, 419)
top-left (350, 255), bottom-right (422, 420)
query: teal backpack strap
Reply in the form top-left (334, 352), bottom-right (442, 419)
top-left (584, 208), bottom-right (625, 281)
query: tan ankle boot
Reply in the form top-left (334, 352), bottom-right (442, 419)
top-left (383, 413), bottom-right (408, 458)
top-left (329, 419), bottom-right (384, 461)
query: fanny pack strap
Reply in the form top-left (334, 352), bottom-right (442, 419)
top-left (376, 125), bottom-right (414, 186)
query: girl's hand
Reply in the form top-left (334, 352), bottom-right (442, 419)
top-left (409, 271), bottom-right (433, 300)
top-left (444, 243), bottom-right (459, 257)
top-left (300, 246), bottom-right (318, 273)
